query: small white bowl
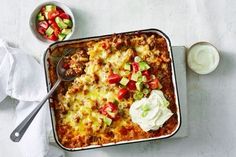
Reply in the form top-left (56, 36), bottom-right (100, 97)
top-left (29, 1), bottom-right (75, 43)
top-left (187, 42), bottom-right (220, 75)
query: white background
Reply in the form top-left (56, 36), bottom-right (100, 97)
top-left (1, 0), bottom-right (236, 157)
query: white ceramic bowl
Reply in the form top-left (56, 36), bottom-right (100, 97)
top-left (187, 42), bottom-right (220, 74)
top-left (29, 1), bottom-right (75, 43)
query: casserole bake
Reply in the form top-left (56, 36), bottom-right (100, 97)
top-left (44, 29), bottom-right (181, 151)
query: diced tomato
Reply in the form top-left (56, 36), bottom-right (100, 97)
top-left (148, 78), bottom-right (159, 89)
top-left (48, 10), bottom-right (60, 20)
top-left (47, 34), bottom-right (58, 41)
top-left (38, 21), bottom-right (48, 29)
top-left (132, 62), bottom-right (139, 73)
top-left (108, 74), bottom-right (121, 84)
top-left (40, 6), bottom-right (46, 13)
top-left (57, 7), bottom-right (65, 14)
top-left (127, 80), bottom-right (136, 90)
top-left (101, 42), bottom-right (109, 49)
top-left (59, 13), bottom-right (70, 19)
top-left (37, 26), bottom-right (46, 35)
top-left (118, 88), bottom-right (129, 100)
top-left (48, 20), bottom-right (53, 25)
top-left (99, 102), bottom-right (118, 119)
top-left (63, 63), bottom-right (70, 69)
top-left (142, 70), bottom-right (151, 81)
top-left (51, 22), bottom-right (60, 36)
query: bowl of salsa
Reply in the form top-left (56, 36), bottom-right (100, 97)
top-left (30, 1), bottom-right (75, 43)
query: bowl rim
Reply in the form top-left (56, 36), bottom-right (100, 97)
top-left (29, 1), bottom-right (75, 43)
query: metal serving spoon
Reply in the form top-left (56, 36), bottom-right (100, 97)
top-left (10, 48), bottom-right (76, 142)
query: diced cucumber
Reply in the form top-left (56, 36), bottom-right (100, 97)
top-left (103, 117), bottom-right (112, 126)
top-left (45, 26), bottom-right (54, 36)
top-left (131, 71), bottom-right (142, 81)
top-left (55, 17), bottom-right (68, 29)
top-left (135, 81), bottom-right (143, 91)
top-left (143, 88), bottom-right (150, 95)
top-left (134, 56), bottom-right (141, 62)
top-left (63, 19), bottom-right (72, 28)
top-left (61, 28), bottom-right (72, 35)
top-left (142, 75), bottom-right (147, 82)
top-left (133, 91), bottom-right (144, 100)
top-left (139, 61), bottom-right (150, 71)
top-left (44, 12), bottom-right (49, 19)
top-left (119, 77), bottom-right (129, 86)
top-left (37, 13), bottom-right (44, 21)
top-left (58, 33), bottom-right (66, 41)
top-left (45, 5), bottom-right (56, 12)
top-left (124, 63), bottom-right (131, 71)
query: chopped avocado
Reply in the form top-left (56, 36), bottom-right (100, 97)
top-left (131, 71), bottom-right (142, 81)
top-left (143, 88), bottom-right (150, 95)
top-left (58, 33), bottom-right (66, 41)
top-left (61, 28), bottom-right (72, 35)
top-left (45, 26), bottom-right (54, 36)
top-left (63, 19), bottom-right (72, 28)
top-left (55, 17), bottom-right (68, 29)
top-left (37, 13), bottom-right (44, 21)
top-left (124, 63), bottom-right (131, 71)
top-left (134, 56), bottom-right (142, 62)
top-left (133, 91), bottom-right (144, 100)
top-left (120, 77), bottom-right (129, 86)
top-left (139, 61), bottom-right (150, 71)
top-left (44, 12), bottom-right (49, 19)
top-left (103, 117), bottom-right (112, 125)
top-left (45, 5), bottom-right (56, 12)
top-left (142, 75), bottom-right (147, 82)
top-left (135, 81), bottom-right (143, 91)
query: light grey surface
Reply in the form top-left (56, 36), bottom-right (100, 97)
top-left (1, 0), bottom-right (236, 157)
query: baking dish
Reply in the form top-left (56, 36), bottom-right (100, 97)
top-left (43, 28), bottom-right (181, 151)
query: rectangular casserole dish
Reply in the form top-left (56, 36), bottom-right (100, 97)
top-left (43, 28), bottom-right (181, 151)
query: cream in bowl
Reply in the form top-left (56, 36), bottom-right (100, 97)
top-left (187, 42), bottom-right (220, 74)
top-left (129, 90), bottom-right (173, 132)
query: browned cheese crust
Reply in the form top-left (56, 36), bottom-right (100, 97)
top-left (48, 32), bottom-right (178, 148)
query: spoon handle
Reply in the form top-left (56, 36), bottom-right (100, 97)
top-left (10, 78), bottom-right (61, 142)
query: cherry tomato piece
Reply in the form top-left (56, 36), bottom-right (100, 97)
top-left (48, 10), bottom-right (60, 20)
top-left (40, 6), bottom-right (46, 13)
top-left (127, 80), bottom-right (136, 90)
top-left (59, 13), bottom-right (70, 19)
top-left (57, 7), bottom-right (65, 14)
top-left (148, 78), bottom-right (160, 89)
top-left (108, 74), bottom-right (121, 84)
top-left (51, 22), bottom-right (60, 36)
top-left (142, 70), bottom-right (151, 81)
top-left (118, 88), bottom-right (129, 100)
top-left (37, 26), bottom-right (46, 35)
top-left (132, 62), bottom-right (139, 73)
top-left (99, 102), bottom-right (118, 119)
top-left (48, 20), bottom-right (54, 25)
top-left (38, 21), bottom-right (48, 29)
top-left (47, 34), bottom-right (58, 41)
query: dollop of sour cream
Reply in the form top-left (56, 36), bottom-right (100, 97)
top-left (129, 90), bottom-right (173, 132)
top-left (187, 43), bottom-right (220, 74)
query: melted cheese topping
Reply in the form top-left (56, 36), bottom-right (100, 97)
top-left (50, 33), bottom-right (178, 148)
